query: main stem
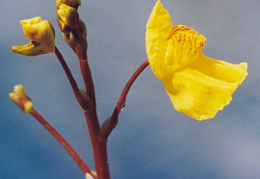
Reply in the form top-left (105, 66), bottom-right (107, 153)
top-left (84, 111), bottom-right (110, 179)
top-left (78, 54), bottom-right (110, 179)
top-left (55, 46), bottom-right (110, 177)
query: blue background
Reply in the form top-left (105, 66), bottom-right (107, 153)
top-left (1, 0), bottom-right (259, 178)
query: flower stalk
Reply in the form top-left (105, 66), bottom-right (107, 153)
top-left (55, 47), bottom-right (92, 111)
top-left (30, 109), bottom-right (96, 178)
top-left (83, 111), bottom-right (110, 179)
top-left (56, 1), bottom-right (111, 177)
top-left (100, 60), bottom-right (150, 139)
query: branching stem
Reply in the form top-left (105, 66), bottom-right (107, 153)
top-left (100, 60), bottom-right (149, 139)
top-left (29, 108), bottom-right (96, 178)
top-left (77, 53), bottom-right (111, 179)
top-left (55, 47), bottom-right (90, 110)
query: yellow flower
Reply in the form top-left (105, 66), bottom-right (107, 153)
top-left (146, 1), bottom-right (248, 120)
top-left (9, 85), bottom-right (33, 113)
top-left (12, 17), bottom-right (55, 56)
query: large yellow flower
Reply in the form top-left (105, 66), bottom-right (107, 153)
top-left (146, 1), bottom-right (248, 120)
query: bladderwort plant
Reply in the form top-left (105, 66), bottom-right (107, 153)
top-left (9, 1), bottom-right (248, 178)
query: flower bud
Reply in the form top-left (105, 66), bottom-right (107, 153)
top-left (56, 0), bottom-right (81, 10)
top-left (85, 171), bottom-right (97, 179)
top-left (57, 4), bottom-right (79, 28)
top-left (61, 19), bottom-right (87, 57)
top-left (55, 0), bottom-right (87, 58)
top-left (9, 85), bottom-right (33, 113)
top-left (57, 16), bottom-right (71, 33)
top-left (12, 17), bottom-right (55, 56)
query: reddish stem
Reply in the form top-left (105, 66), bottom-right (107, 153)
top-left (55, 47), bottom-right (90, 110)
top-left (78, 57), bottom-right (97, 110)
top-left (55, 47), bottom-right (79, 94)
top-left (29, 108), bottom-right (96, 178)
top-left (100, 60), bottom-right (149, 139)
top-left (84, 111), bottom-right (110, 179)
top-left (78, 55), bottom-right (110, 179)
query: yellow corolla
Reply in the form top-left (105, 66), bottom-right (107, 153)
top-left (12, 17), bottom-right (55, 56)
top-left (146, 1), bottom-right (248, 120)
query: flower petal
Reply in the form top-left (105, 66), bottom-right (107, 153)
top-left (146, 1), bottom-right (173, 79)
top-left (163, 55), bottom-right (247, 120)
top-left (11, 41), bottom-right (46, 56)
top-left (163, 25), bottom-right (247, 120)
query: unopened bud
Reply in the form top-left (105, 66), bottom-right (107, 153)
top-left (85, 171), bottom-right (97, 179)
top-left (9, 85), bottom-right (33, 113)
top-left (57, 4), bottom-right (79, 28)
top-left (56, 0), bottom-right (81, 10)
top-left (61, 20), bottom-right (88, 57)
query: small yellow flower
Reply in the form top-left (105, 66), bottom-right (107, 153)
top-left (146, 1), bottom-right (248, 120)
top-left (12, 17), bottom-right (55, 56)
top-left (9, 85), bottom-right (33, 113)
